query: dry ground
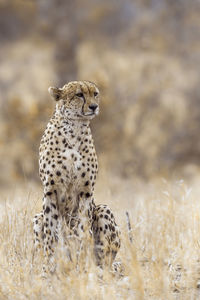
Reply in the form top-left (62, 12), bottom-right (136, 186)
top-left (0, 172), bottom-right (200, 299)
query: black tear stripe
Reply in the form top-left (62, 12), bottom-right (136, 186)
top-left (85, 81), bottom-right (92, 97)
top-left (80, 85), bottom-right (86, 114)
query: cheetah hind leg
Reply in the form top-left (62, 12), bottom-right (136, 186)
top-left (92, 204), bottom-right (121, 269)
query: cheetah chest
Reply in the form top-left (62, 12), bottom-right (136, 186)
top-left (40, 144), bottom-right (98, 189)
top-left (60, 145), bottom-right (98, 186)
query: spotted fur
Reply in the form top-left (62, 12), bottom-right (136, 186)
top-left (33, 81), bottom-right (120, 274)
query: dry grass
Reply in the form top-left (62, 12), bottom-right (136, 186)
top-left (0, 174), bottom-right (200, 299)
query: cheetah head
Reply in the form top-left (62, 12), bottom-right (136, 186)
top-left (48, 81), bottom-right (100, 120)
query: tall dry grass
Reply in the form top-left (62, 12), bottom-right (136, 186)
top-left (0, 174), bottom-right (200, 299)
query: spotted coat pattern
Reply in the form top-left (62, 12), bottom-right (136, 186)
top-left (33, 81), bottom-right (120, 273)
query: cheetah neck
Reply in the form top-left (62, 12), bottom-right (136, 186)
top-left (54, 108), bottom-right (90, 126)
top-left (50, 110), bottom-right (92, 149)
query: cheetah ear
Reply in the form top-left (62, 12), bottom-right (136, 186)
top-left (48, 86), bottom-right (62, 101)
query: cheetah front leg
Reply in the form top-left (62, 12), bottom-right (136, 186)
top-left (33, 211), bottom-right (44, 251)
top-left (92, 204), bottom-right (121, 268)
top-left (42, 190), bottom-right (59, 275)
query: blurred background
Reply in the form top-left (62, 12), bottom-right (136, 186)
top-left (1, 0), bottom-right (200, 188)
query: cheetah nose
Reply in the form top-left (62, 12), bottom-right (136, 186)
top-left (89, 104), bottom-right (98, 112)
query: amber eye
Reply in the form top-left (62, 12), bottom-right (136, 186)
top-left (94, 92), bottom-right (98, 97)
top-left (76, 92), bottom-right (84, 98)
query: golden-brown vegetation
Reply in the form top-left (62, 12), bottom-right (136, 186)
top-left (1, 176), bottom-right (200, 299)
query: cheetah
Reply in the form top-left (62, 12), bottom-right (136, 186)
top-left (33, 81), bottom-right (120, 274)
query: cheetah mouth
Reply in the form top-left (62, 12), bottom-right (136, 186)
top-left (83, 110), bottom-right (99, 117)
top-left (76, 112), bottom-right (96, 119)
top-left (84, 112), bottom-right (95, 116)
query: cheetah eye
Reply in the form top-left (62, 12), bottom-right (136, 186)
top-left (76, 92), bottom-right (84, 98)
top-left (94, 92), bottom-right (98, 97)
